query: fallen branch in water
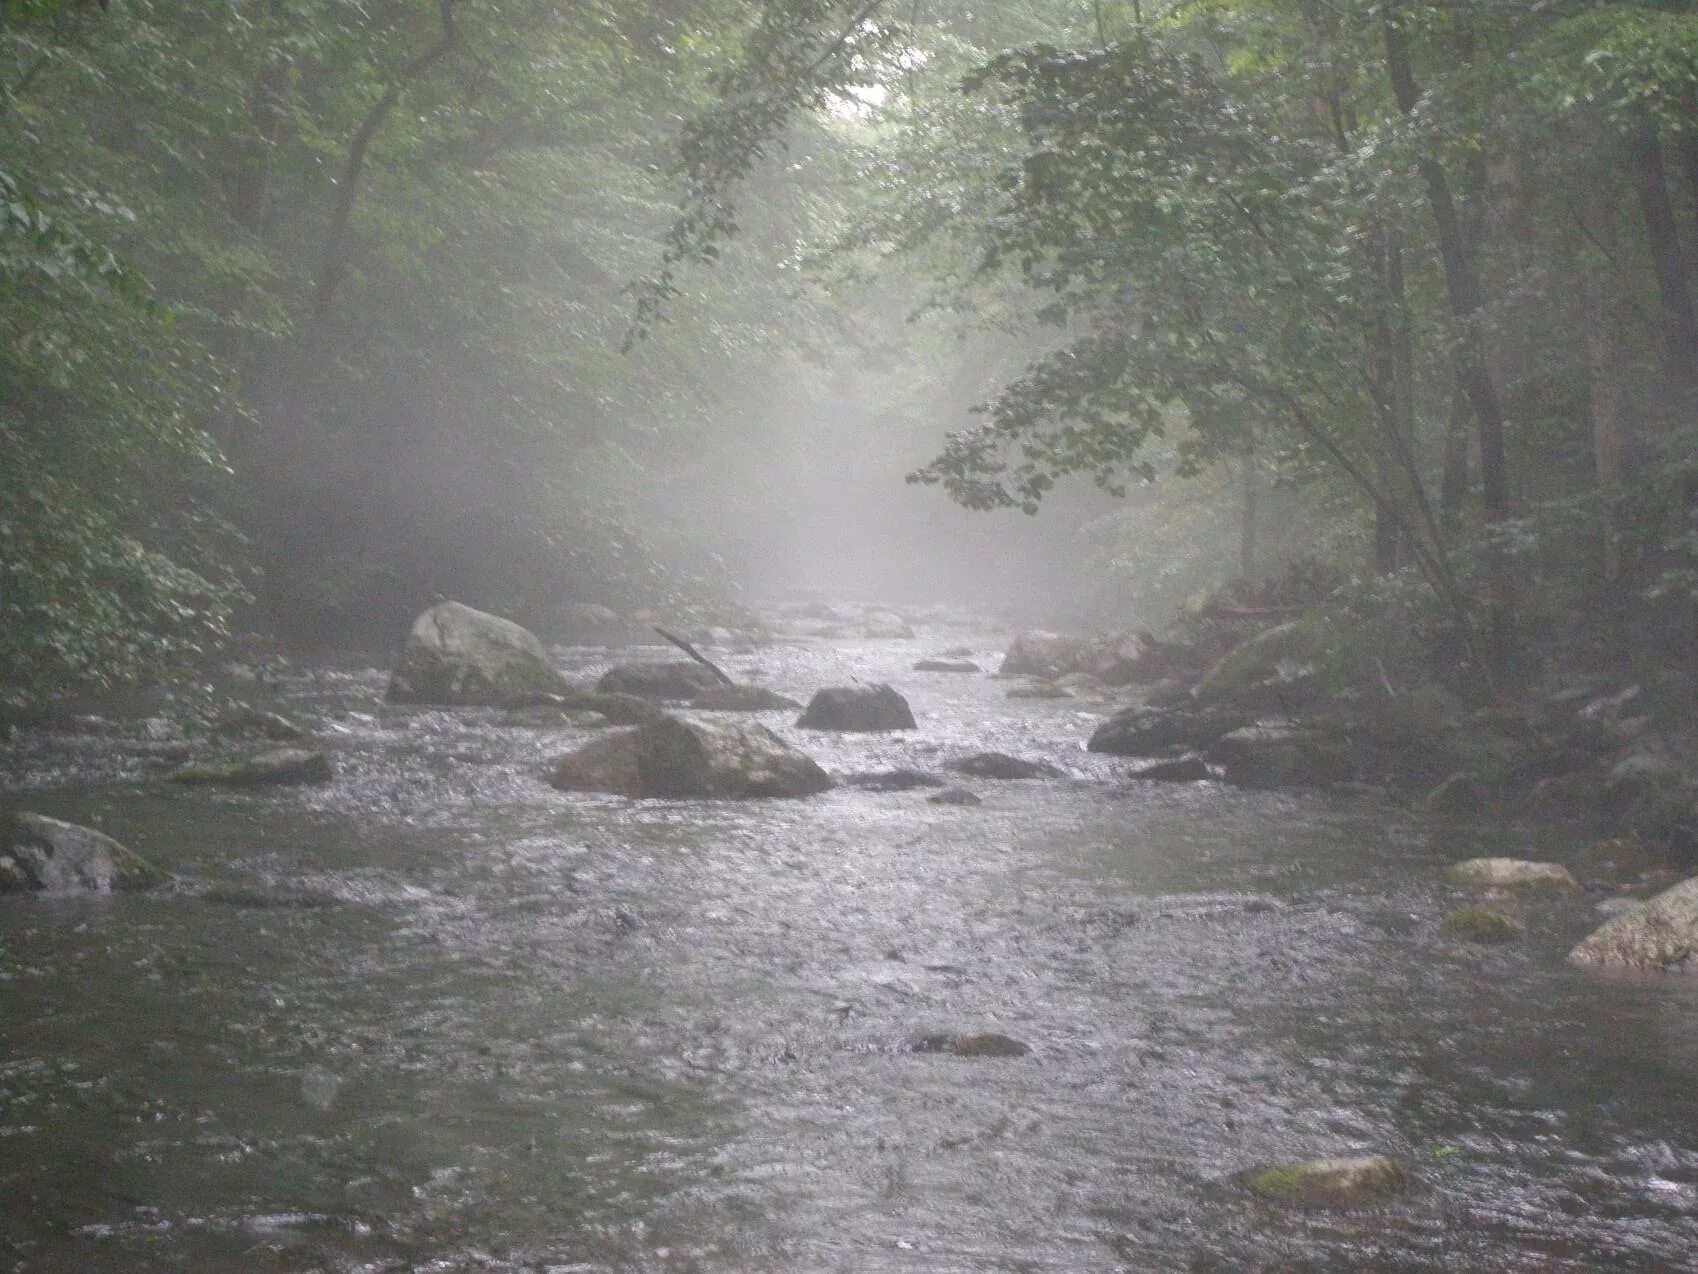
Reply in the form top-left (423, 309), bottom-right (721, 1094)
top-left (653, 626), bottom-right (735, 686)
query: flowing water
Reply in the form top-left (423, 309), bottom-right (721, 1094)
top-left (3, 630), bottom-right (1698, 1272)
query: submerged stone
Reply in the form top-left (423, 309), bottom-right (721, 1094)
top-left (908, 1031), bottom-right (1030, 1058)
top-left (947, 752), bottom-right (1062, 780)
top-left (927, 786), bottom-right (983, 807)
top-left (1441, 906), bottom-right (1521, 944)
top-left (845, 769), bottom-right (946, 791)
top-left (1444, 857), bottom-right (1578, 892)
top-left (1241, 1154), bottom-right (1411, 1209)
top-left (170, 747), bottom-right (333, 787)
top-left (1007, 682), bottom-right (1074, 700)
top-left (1128, 755), bottom-right (1210, 783)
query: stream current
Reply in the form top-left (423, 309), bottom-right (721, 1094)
top-left (3, 628), bottom-right (1698, 1272)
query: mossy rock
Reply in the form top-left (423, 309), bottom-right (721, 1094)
top-left (1, 813), bottom-right (169, 893)
top-left (1442, 906), bottom-right (1521, 944)
top-left (1242, 1154), bottom-right (1411, 1209)
top-left (1444, 857), bottom-right (1578, 892)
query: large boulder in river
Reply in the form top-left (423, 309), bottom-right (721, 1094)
top-left (796, 684), bottom-right (916, 732)
top-left (596, 661), bottom-right (723, 701)
top-left (388, 601), bottom-right (564, 706)
top-left (1568, 876), bottom-right (1698, 969)
top-left (548, 715), bottom-right (833, 799)
top-left (1, 812), bottom-right (168, 893)
top-left (1193, 618), bottom-right (1325, 708)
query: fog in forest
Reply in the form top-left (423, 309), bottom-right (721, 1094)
top-left (8, 3), bottom-right (1698, 1272)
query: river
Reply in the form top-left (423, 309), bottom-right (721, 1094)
top-left (3, 628), bottom-right (1697, 1272)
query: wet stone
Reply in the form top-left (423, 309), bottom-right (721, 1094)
top-left (907, 1031), bottom-right (1030, 1058)
top-left (948, 752), bottom-right (1062, 780)
top-left (913, 659), bottom-right (981, 673)
top-left (1128, 755), bottom-right (1210, 782)
top-left (796, 684), bottom-right (916, 732)
top-left (1444, 857), bottom-right (1578, 891)
top-left (927, 786), bottom-right (983, 807)
top-left (596, 662), bottom-right (723, 701)
top-left (1569, 875), bottom-right (1698, 969)
top-left (844, 769), bottom-right (946, 791)
top-left (688, 684), bottom-right (801, 712)
top-left (387, 600), bottom-right (564, 706)
top-left (1441, 906), bottom-right (1521, 944)
top-left (213, 704), bottom-right (309, 742)
top-left (169, 747), bottom-right (334, 787)
top-left (0, 812), bottom-right (169, 893)
top-left (1241, 1154), bottom-right (1412, 1209)
top-left (1007, 682), bottom-right (1073, 700)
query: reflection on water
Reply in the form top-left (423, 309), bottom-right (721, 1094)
top-left (3, 633), bottom-right (1697, 1272)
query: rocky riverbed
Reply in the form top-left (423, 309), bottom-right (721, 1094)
top-left (2, 622), bottom-right (1697, 1271)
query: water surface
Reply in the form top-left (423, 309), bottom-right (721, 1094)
top-left (3, 632), bottom-right (1696, 1272)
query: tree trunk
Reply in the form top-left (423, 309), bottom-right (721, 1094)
top-left (1240, 437), bottom-right (1258, 583)
top-left (1440, 384), bottom-right (1470, 525)
top-left (228, 0), bottom-right (289, 239)
top-left (308, 0), bottom-right (460, 326)
top-left (1627, 111), bottom-right (1698, 393)
top-left (1384, 12), bottom-right (1511, 670)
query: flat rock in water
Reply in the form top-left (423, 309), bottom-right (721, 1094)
top-left (845, 769), bottom-right (946, 791)
top-left (948, 752), bottom-right (1062, 780)
top-left (927, 786), bottom-right (982, 807)
top-left (912, 659), bottom-right (981, 673)
top-left (1569, 876), bottom-right (1698, 969)
top-left (596, 662), bottom-right (723, 701)
top-left (1007, 682), bottom-right (1073, 700)
top-left (908, 1031), bottom-right (1030, 1057)
top-left (170, 748), bottom-right (334, 787)
top-left (1128, 755), bottom-right (1210, 782)
top-left (387, 601), bottom-right (564, 706)
top-left (1241, 1155), bottom-right (1411, 1209)
top-left (213, 704), bottom-right (309, 742)
top-left (556, 692), bottom-right (668, 726)
top-left (548, 714), bottom-right (832, 799)
top-left (1444, 857), bottom-right (1578, 891)
top-left (796, 684), bottom-right (916, 732)
top-left (689, 684), bottom-right (801, 712)
top-left (1, 813), bottom-right (169, 893)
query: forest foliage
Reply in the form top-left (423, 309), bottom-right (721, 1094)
top-left (5, 0), bottom-right (1698, 694)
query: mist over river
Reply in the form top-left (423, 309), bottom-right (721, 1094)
top-left (4, 626), bottom-right (1698, 1273)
